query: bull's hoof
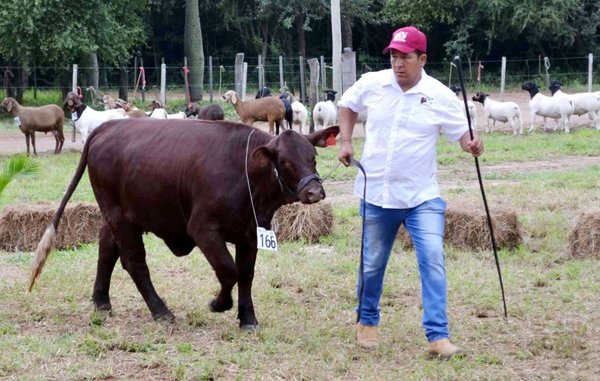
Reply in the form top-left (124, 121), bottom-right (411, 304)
top-left (209, 297), bottom-right (233, 313)
top-left (240, 323), bottom-right (258, 332)
top-left (94, 301), bottom-right (112, 312)
top-left (153, 310), bottom-right (176, 323)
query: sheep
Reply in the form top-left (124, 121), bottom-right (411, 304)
top-left (0, 97), bottom-right (65, 155)
top-left (279, 92), bottom-right (308, 133)
top-left (472, 92), bottom-right (524, 135)
top-left (221, 90), bottom-right (286, 135)
top-left (312, 90), bottom-right (338, 131)
top-left (63, 91), bottom-right (127, 144)
top-left (184, 102), bottom-right (225, 120)
top-left (255, 86), bottom-right (271, 99)
top-left (549, 80), bottom-right (600, 130)
top-left (112, 98), bottom-right (148, 118)
top-left (521, 81), bottom-right (574, 133)
top-left (450, 85), bottom-right (477, 128)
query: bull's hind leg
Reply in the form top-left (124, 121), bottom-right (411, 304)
top-left (92, 223), bottom-right (120, 312)
top-left (114, 220), bottom-right (174, 321)
top-left (235, 241), bottom-right (258, 330)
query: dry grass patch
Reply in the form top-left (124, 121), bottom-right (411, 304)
top-left (0, 202), bottom-right (102, 251)
top-left (272, 201), bottom-right (334, 243)
top-left (568, 210), bottom-right (600, 259)
top-left (398, 205), bottom-right (522, 251)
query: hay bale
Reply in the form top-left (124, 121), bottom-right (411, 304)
top-left (272, 201), bottom-right (334, 243)
top-left (568, 211), bottom-right (600, 259)
top-left (397, 205), bottom-right (522, 251)
top-left (0, 202), bottom-right (103, 252)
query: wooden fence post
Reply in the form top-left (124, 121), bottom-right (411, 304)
top-left (588, 53), bottom-right (593, 92)
top-left (71, 64), bottom-right (78, 142)
top-left (160, 62), bottom-right (166, 105)
top-left (341, 47), bottom-right (356, 93)
top-left (242, 62), bottom-right (248, 100)
top-left (209, 56), bottom-right (214, 102)
top-left (307, 58), bottom-right (320, 133)
top-left (320, 55), bottom-right (326, 101)
top-left (279, 56), bottom-right (284, 91)
top-left (235, 53), bottom-right (244, 95)
top-left (299, 56), bottom-right (306, 104)
top-left (500, 56), bottom-right (506, 101)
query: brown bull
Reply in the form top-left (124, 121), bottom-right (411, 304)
top-left (29, 118), bottom-right (339, 330)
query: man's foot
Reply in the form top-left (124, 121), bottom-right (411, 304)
top-left (356, 323), bottom-right (378, 349)
top-left (427, 338), bottom-right (464, 360)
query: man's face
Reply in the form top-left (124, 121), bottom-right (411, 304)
top-left (390, 50), bottom-right (427, 90)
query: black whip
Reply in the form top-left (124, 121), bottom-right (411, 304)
top-left (453, 56), bottom-right (508, 321)
top-left (348, 157), bottom-right (367, 323)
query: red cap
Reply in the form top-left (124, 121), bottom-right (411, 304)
top-left (382, 26), bottom-right (427, 54)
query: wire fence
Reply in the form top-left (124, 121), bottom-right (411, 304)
top-left (3, 54), bottom-right (600, 104)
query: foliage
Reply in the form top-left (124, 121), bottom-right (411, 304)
top-left (0, 0), bottom-right (147, 67)
top-left (0, 155), bottom-right (39, 198)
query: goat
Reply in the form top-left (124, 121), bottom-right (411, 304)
top-left (184, 102), bottom-right (225, 120)
top-left (221, 90), bottom-right (286, 135)
top-left (63, 91), bottom-right (127, 144)
top-left (255, 86), bottom-right (271, 99)
top-left (0, 97), bottom-right (65, 155)
top-left (279, 92), bottom-right (308, 133)
top-left (99, 94), bottom-right (118, 110)
top-left (472, 92), bottom-right (523, 135)
top-left (147, 100), bottom-right (186, 119)
top-left (450, 85), bottom-right (477, 129)
top-left (549, 80), bottom-right (600, 130)
top-left (313, 90), bottom-right (338, 131)
top-left (113, 99), bottom-right (148, 118)
top-left (521, 81), bottom-right (574, 133)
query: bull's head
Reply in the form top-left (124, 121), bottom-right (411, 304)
top-left (252, 126), bottom-right (340, 204)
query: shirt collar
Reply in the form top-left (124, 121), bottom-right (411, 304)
top-left (385, 69), bottom-right (435, 97)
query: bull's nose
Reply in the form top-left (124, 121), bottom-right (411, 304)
top-left (305, 187), bottom-right (325, 203)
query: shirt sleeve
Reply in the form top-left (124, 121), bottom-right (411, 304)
top-left (441, 95), bottom-right (469, 142)
top-left (337, 73), bottom-right (373, 113)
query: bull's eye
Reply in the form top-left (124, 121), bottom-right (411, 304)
top-left (282, 160), bottom-right (294, 171)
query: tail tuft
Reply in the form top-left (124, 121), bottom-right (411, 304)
top-left (28, 225), bottom-right (56, 292)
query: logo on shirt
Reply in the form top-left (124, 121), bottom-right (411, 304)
top-left (420, 96), bottom-right (433, 106)
top-left (393, 31), bottom-right (408, 42)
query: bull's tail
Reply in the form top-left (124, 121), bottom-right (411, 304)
top-left (28, 133), bottom-right (93, 291)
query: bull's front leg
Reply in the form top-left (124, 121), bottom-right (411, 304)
top-left (235, 241), bottom-right (258, 331)
top-left (191, 230), bottom-right (236, 314)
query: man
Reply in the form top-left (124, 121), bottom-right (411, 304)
top-left (336, 26), bottom-right (484, 359)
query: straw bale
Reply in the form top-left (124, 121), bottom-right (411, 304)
top-left (568, 211), bottom-right (600, 259)
top-left (397, 205), bottom-right (522, 251)
top-left (272, 201), bottom-right (334, 243)
top-left (0, 202), bottom-right (103, 252)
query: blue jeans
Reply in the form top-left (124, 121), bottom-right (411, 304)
top-left (357, 198), bottom-right (449, 342)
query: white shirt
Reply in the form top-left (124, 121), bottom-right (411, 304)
top-left (338, 69), bottom-right (468, 208)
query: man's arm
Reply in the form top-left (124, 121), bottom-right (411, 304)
top-left (337, 107), bottom-right (358, 166)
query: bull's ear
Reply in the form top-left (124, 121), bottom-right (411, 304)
top-left (306, 125), bottom-right (340, 147)
top-left (251, 146), bottom-right (275, 168)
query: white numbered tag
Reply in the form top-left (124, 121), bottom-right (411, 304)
top-left (256, 227), bottom-right (278, 252)
top-left (14, 116), bottom-right (20, 126)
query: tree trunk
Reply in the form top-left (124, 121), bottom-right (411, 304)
top-left (185, 0), bottom-right (205, 101)
top-left (341, 11), bottom-right (353, 50)
top-left (88, 53), bottom-right (99, 94)
top-left (119, 67), bottom-right (128, 101)
top-left (295, 14), bottom-right (306, 57)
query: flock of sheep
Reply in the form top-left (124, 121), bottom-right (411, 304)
top-left (2, 79), bottom-right (598, 156)
top-left (461, 80), bottom-right (600, 135)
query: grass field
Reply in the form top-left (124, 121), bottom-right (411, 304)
top-left (0, 123), bottom-right (599, 380)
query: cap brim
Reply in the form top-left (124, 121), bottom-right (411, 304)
top-left (382, 45), bottom-right (415, 54)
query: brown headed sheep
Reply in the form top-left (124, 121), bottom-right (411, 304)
top-left (222, 90), bottom-right (286, 135)
top-left (0, 97), bottom-right (65, 155)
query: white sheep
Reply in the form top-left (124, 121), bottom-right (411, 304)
top-left (0, 97), bottom-right (65, 155)
top-left (472, 92), bottom-right (523, 135)
top-left (313, 89), bottom-right (338, 131)
top-left (450, 85), bottom-right (477, 128)
top-left (147, 100), bottom-right (186, 119)
top-left (549, 80), bottom-right (600, 130)
top-left (63, 92), bottom-right (127, 144)
top-left (222, 90), bottom-right (286, 135)
top-left (279, 92), bottom-right (308, 133)
top-left (521, 81), bottom-right (574, 133)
